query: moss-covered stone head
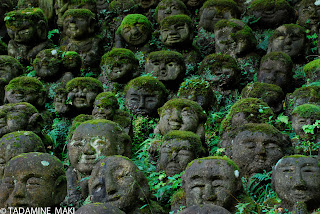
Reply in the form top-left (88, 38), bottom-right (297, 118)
top-left (297, 0), bottom-right (320, 34)
top-left (125, 76), bottom-right (168, 117)
top-left (0, 55), bottom-right (23, 82)
top-left (109, 0), bottom-right (137, 15)
top-left (248, 0), bottom-right (294, 28)
top-left (241, 82), bottom-right (285, 114)
top-left (145, 50), bottom-right (186, 86)
top-left (224, 123), bottom-right (292, 178)
top-left (100, 48), bottom-right (139, 83)
top-left (182, 156), bottom-right (241, 208)
top-left (155, 0), bottom-right (189, 24)
top-left (33, 49), bottom-right (63, 80)
top-left (214, 19), bottom-right (256, 57)
top-left (66, 77), bottom-right (103, 112)
top-left (199, 0), bottom-right (239, 32)
top-left (63, 9), bottom-right (96, 39)
top-left (92, 92), bottom-right (119, 120)
top-left (157, 98), bottom-right (207, 140)
top-left (118, 14), bottom-right (152, 46)
top-left (268, 24), bottom-right (306, 60)
top-left (89, 156), bottom-right (151, 212)
top-left (258, 52), bottom-right (293, 91)
top-left (303, 59), bottom-right (320, 83)
top-left (5, 8), bottom-right (48, 43)
top-left (159, 130), bottom-right (206, 176)
top-left (220, 98), bottom-right (275, 134)
top-left (160, 14), bottom-right (193, 47)
top-left (69, 119), bottom-right (132, 175)
top-left (5, 76), bottom-right (46, 108)
top-left (0, 152), bottom-right (66, 208)
top-left (288, 85), bottom-right (320, 113)
top-left (198, 53), bottom-right (241, 90)
top-left (62, 51), bottom-right (82, 73)
top-left (0, 131), bottom-right (45, 179)
top-left (178, 78), bottom-right (215, 111)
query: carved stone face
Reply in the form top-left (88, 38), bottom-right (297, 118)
top-left (268, 26), bottom-right (305, 59)
top-left (215, 26), bottom-right (249, 57)
top-left (121, 23), bottom-right (149, 46)
top-left (89, 156), bottom-right (149, 212)
top-left (34, 50), bottom-right (60, 79)
top-left (231, 130), bottom-right (284, 177)
top-left (185, 0), bottom-right (205, 8)
top-left (251, 7), bottom-right (289, 27)
top-left (64, 15), bottom-right (91, 40)
top-left (258, 59), bottom-right (290, 89)
top-left (182, 159), bottom-right (239, 208)
top-left (7, 20), bottom-right (36, 44)
top-left (125, 87), bottom-right (163, 116)
top-left (103, 58), bottom-right (135, 83)
top-left (273, 156), bottom-right (320, 207)
top-left (54, 91), bottom-right (69, 114)
top-left (298, 2), bottom-right (320, 32)
top-left (67, 86), bottom-right (98, 110)
top-left (158, 106), bottom-right (200, 135)
top-left (179, 92), bottom-right (209, 111)
top-left (199, 7), bottom-right (233, 32)
top-left (159, 139), bottom-right (195, 176)
top-left (0, 153), bottom-right (66, 208)
top-left (0, 104), bottom-right (35, 138)
top-left (68, 123), bottom-right (121, 175)
top-left (0, 61), bottom-right (21, 82)
top-left (161, 23), bottom-right (191, 46)
top-left (291, 115), bottom-right (314, 138)
top-left (145, 57), bottom-right (184, 82)
top-left (0, 132), bottom-right (45, 179)
top-left (157, 1), bottom-right (186, 23)
top-left (92, 98), bottom-right (116, 120)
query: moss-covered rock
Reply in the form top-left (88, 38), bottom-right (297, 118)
top-left (5, 8), bottom-right (47, 29)
top-left (62, 8), bottom-right (95, 20)
top-left (292, 104), bottom-right (320, 118)
top-left (292, 85), bottom-right (320, 101)
top-left (124, 76), bottom-right (168, 94)
top-left (303, 59), bottom-right (320, 79)
top-left (0, 55), bottom-right (23, 72)
top-left (160, 14), bottom-right (193, 29)
top-left (66, 77), bottom-right (103, 93)
top-left (198, 53), bottom-right (240, 74)
top-left (178, 78), bottom-right (212, 96)
top-left (5, 76), bottom-right (45, 93)
top-left (261, 52), bottom-right (293, 69)
top-left (100, 48), bottom-right (138, 67)
top-left (241, 82), bottom-right (284, 101)
top-left (163, 130), bottom-right (205, 156)
top-left (117, 14), bottom-right (152, 34)
top-left (95, 92), bottom-right (119, 109)
top-left (220, 98), bottom-right (274, 134)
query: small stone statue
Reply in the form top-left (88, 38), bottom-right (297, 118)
top-left (0, 55), bottom-right (24, 82)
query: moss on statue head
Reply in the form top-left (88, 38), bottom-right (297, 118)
top-left (178, 78), bottom-right (213, 98)
top-left (160, 14), bottom-right (193, 30)
top-left (292, 104), bottom-right (320, 118)
top-left (147, 50), bottom-right (185, 66)
top-left (101, 48), bottom-right (139, 67)
top-left (220, 98), bottom-right (274, 134)
top-left (33, 48), bottom-right (63, 68)
top-left (200, 0), bottom-right (239, 16)
top-left (117, 14), bottom-right (152, 35)
top-left (0, 55), bottom-right (23, 72)
top-left (261, 52), bottom-right (293, 69)
top-left (66, 77), bottom-right (103, 93)
top-left (249, 0), bottom-right (291, 11)
top-left (124, 76), bottom-right (168, 95)
top-left (6, 76), bottom-right (45, 93)
top-left (109, 0), bottom-right (137, 14)
top-left (158, 98), bottom-right (207, 122)
top-left (0, 102), bottom-right (38, 117)
top-left (155, 0), bottom-right (188, 19)
top-left (95, 92), bottom-right (119, 109)
top-left (5, 8), bottom-right (47, 30)
top-left (291, 85), bottom-right (320, 102)
top-left (0, 131), bottom-right (43, 149)
top-left (199, 53), bottom-right (240, 75)
top-left (241, 82), bottom-right (284, 101)
top-left (303, 59), bottom-right (320, 79)
top-left (270, 24), bottom-right (305, 42)
top-left (214, 19), bottom-right (256, 46)
top-left (63, 8), bottom-right (95, 20)
top-left (62, 51), bottom-right (82, 68)
top-left (186, 156), bottom-right (239, 171)
top-left (163, 130), bottom-right (205, 156)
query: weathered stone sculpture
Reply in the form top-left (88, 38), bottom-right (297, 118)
top-left (0, 55), bottom-right (24, 82)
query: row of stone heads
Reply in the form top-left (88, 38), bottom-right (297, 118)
top-left (1, 4), bottom-right (316, 68)
top-left (0, 150), bottom-right (319, 213)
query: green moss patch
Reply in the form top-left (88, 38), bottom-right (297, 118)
top-left (66, 77), bottom-right (103, 93)
top-left (303, 59), bottom-right (320, 78)
top-left (186, 156), bottom-right (239, 170)
top-left (260, 52), bottom-right (293, 69)
top-left (63, 9), bottom-right (95, 20)
top-left (117, 14), bottom-right (152, 35)
top-left (6, 76), bottom-right (45, 93)
top-left (101, 48), bottom-right (138, 66)
top-left (147, 50), bottom-right (185, 64)
top-left (249, 0), bottom-right (291, 11)
top-left (95, 92), bottom-right (119, 109)
top-left (292, 104), bottom-right (320, 118)
top-left (5, 8), bottom-right (47, 29)
top-left (124, 76), bottom-right (168, 94)
top-left (199, 53), bottom-right (240, 75)
top-left (241, 82), bottom-right (284, 101)
top-left (160, 14), bottom-right (192, 29)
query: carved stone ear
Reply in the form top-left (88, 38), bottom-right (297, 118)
top-left (37, 20), bottom-right (48, 40)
